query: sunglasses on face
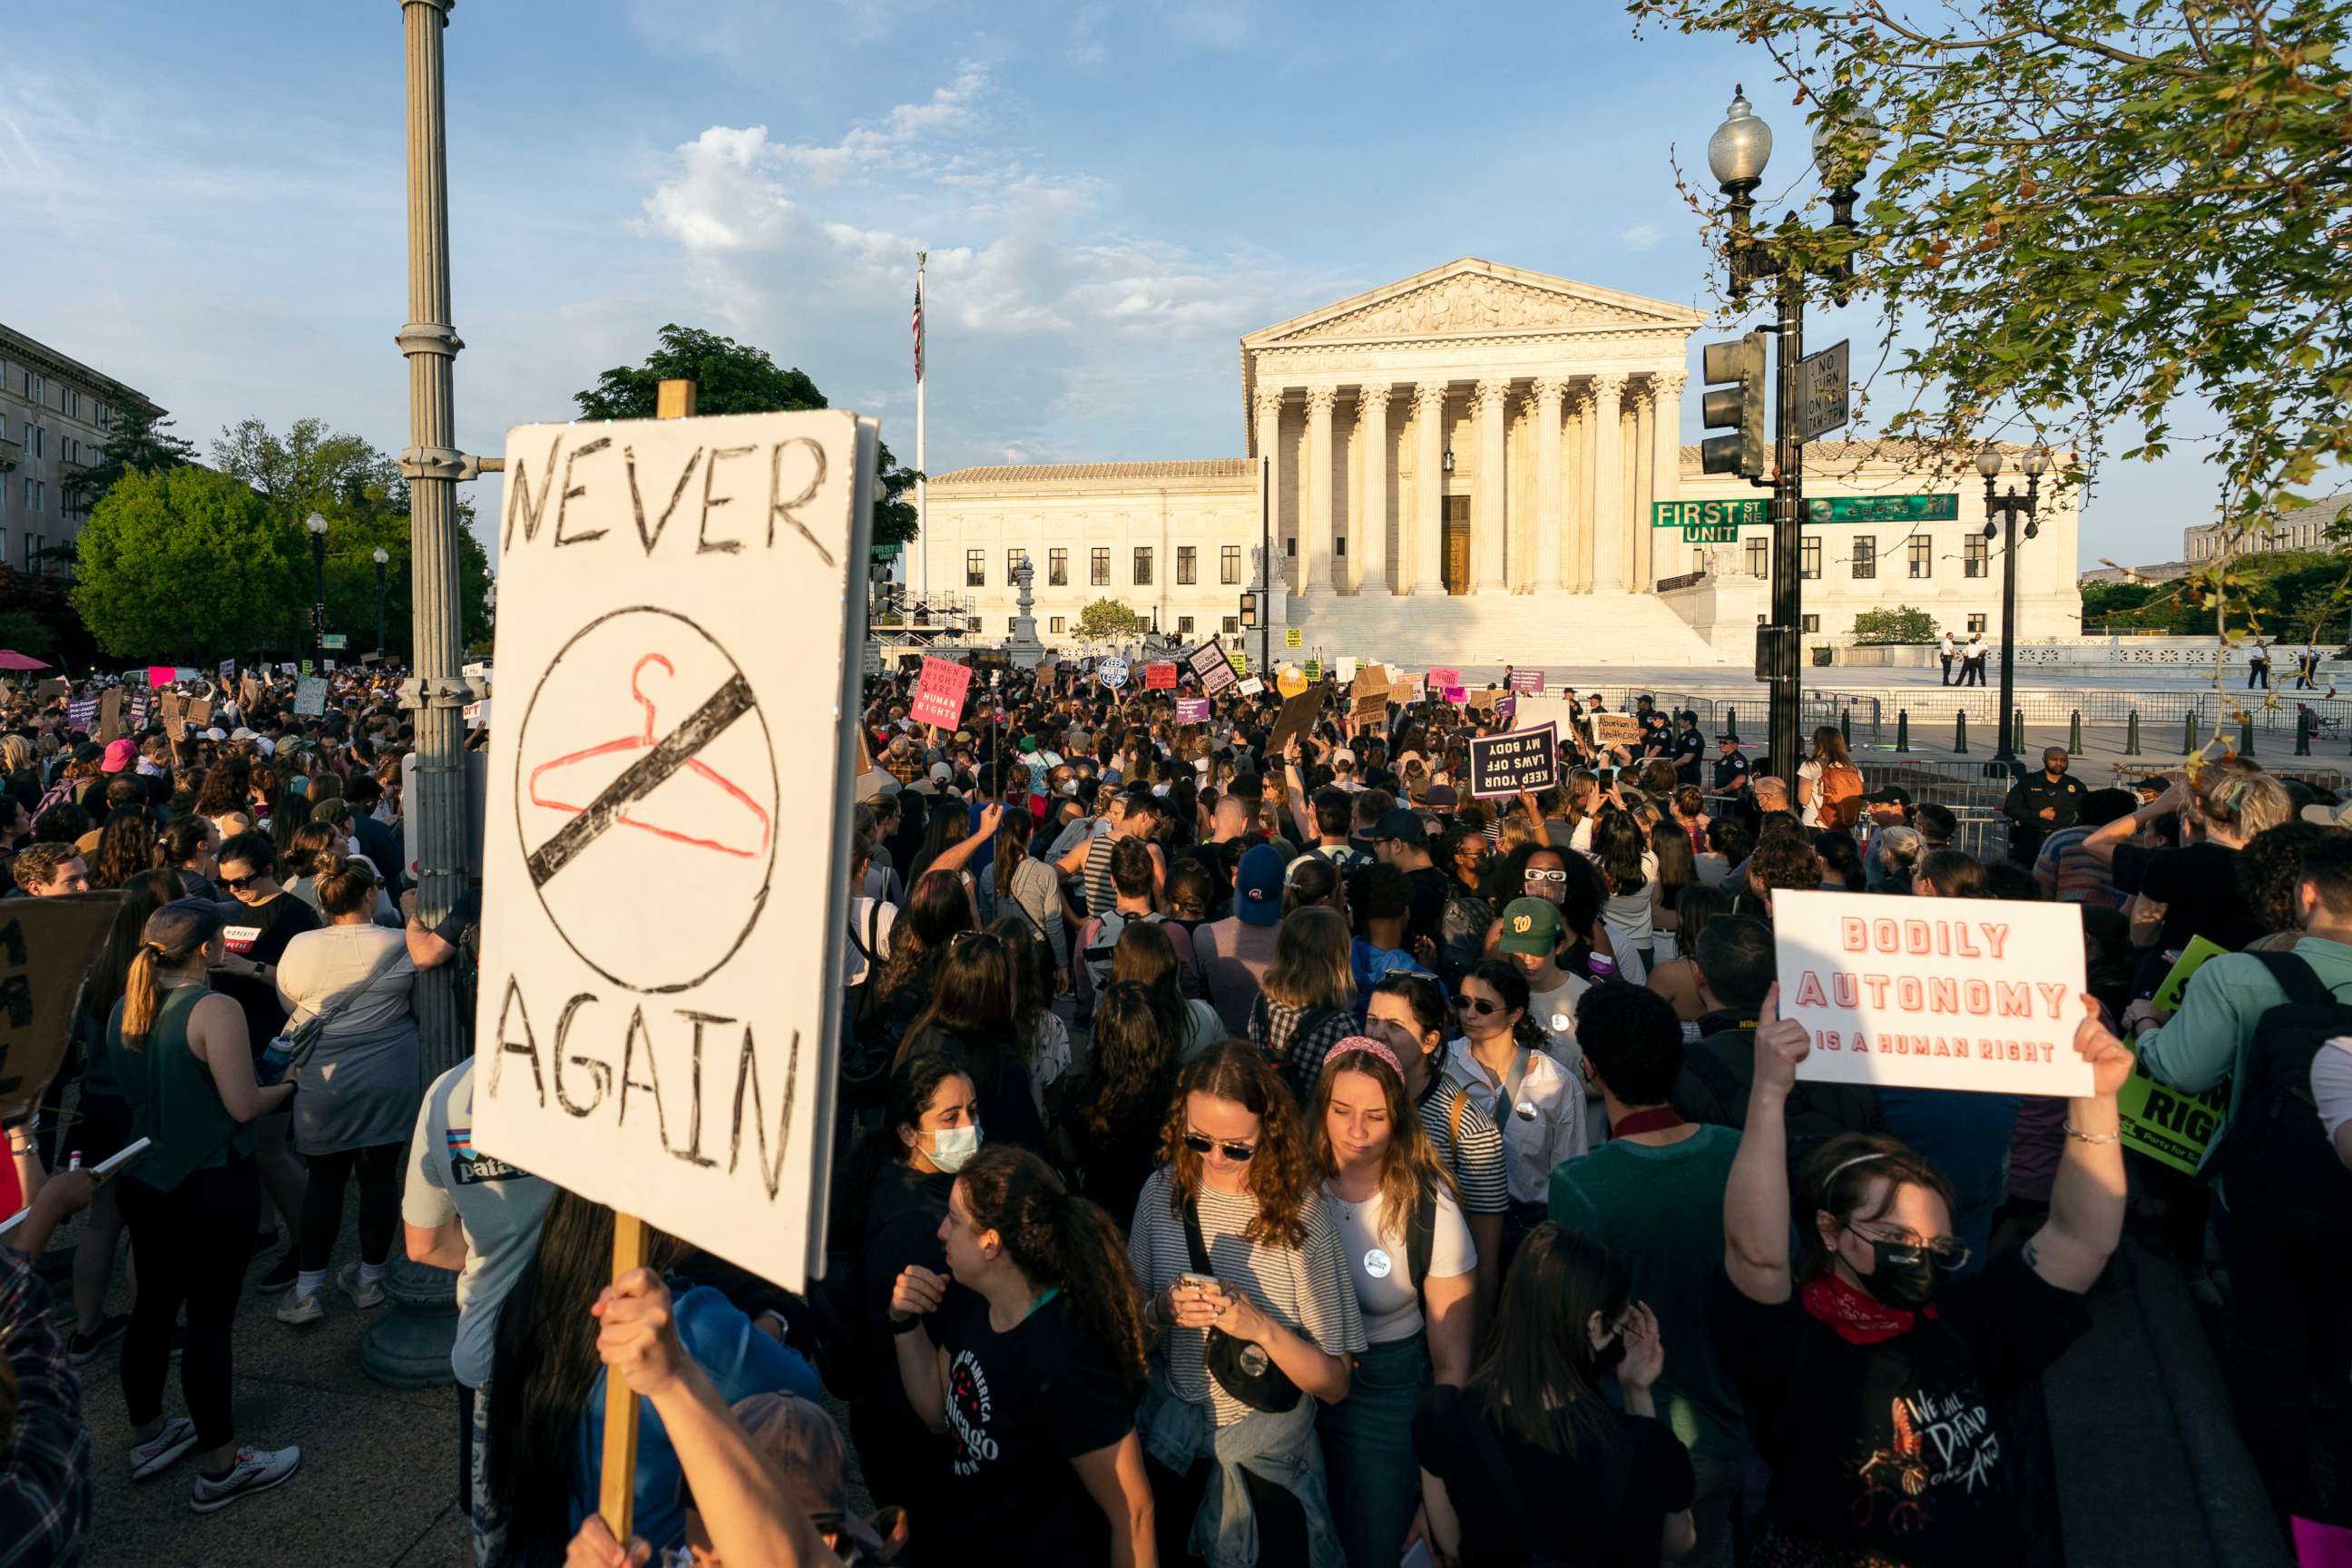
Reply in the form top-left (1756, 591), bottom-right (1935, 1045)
top-left (219, 874), bottom-right (263, 891)
top-left (1524, 867), bottom-right (1567, 884)
top-left (1455, 994), bottom-right (1504, 1016)
top-left (1181, 1131), bottom-right (1257, 1162)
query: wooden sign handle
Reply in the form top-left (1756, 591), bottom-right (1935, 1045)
top-left (599, 377), bottom-right (694, 1549)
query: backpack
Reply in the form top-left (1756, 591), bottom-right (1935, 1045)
top-left (1437, 891), bottom-right (1493, 983)
top-left (1082, 906), bottom-right (1158, 992)
top-left (840, 901), bottom-right (896, 1110)
top-left (2206, 952), bottom-right (2352, 1226)
top-left (1818, 763), bottom-right (1865, 830)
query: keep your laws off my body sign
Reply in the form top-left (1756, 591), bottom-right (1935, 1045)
top-left (475, 407), bottom-right (878, 1294)
top-left (1773, 889), bottom-right (2093, 1097)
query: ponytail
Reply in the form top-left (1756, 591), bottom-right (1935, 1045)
top-left (957, 1145), bottom-right (1147, 1385)
top-left (119, 942), bottom-right (168, 1053)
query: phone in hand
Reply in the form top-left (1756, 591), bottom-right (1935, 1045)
top-left (1177, 1271), bottom-right (1221, 1294)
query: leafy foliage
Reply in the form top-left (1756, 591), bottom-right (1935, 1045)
top-left (1073, 598), bottom-right (1147, 644)
top-left (59, 407), bottom-right (199, 515)
top-left (71, 467), bottom-right (307, 662)
top-left (1849, 603), bottom-right (1937, 643)
top-left (574, 324), bottom-right (920, 551)
top-left (0, 612), bottom-right (56, 663)
top-left (2083, 550), bottom-right (2352, 637)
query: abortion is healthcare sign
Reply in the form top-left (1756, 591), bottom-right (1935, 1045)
top-left (1772, 890), bottom-right (2092, 1097)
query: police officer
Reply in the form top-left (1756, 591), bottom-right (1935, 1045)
top-left (2002, 745), bottom-right (2088, 864)
top-left (1672, 710), bottom-right (1707, 788)
top-left (1635, 694), bottom-right (1671, 757)
top-left (1711, 734), bottom-right (1751, 797)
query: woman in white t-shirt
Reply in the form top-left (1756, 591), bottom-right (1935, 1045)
top-left (1311, 1038), bottom-right (1475, 1568)
top-left (1591, 810), bottom-right (1657, 984)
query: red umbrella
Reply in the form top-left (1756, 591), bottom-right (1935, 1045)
top-left (0, 651), bottom-right (51, 671)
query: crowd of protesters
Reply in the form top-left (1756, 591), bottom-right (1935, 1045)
top-left (4, 649), bottom-right (2349, 1568)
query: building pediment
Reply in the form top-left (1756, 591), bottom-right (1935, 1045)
top-left (1242, 259), bottom-right (1703, 349)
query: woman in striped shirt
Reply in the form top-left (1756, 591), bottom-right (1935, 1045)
top-left (1130, 1044), bottom-right (1365, 1568)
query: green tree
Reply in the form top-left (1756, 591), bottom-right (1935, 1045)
top-left (59, 407), bottom-right (200, 515)
top-left (0, 612), bottom-right (55, 664)
top-left (1627, 2), bottom-right (2350, 534)
top-left (71, 467), bottom-right (307, 662)
top-left (1849, 604), bottom-right (1936, 644)
top-left (1073, 598), bottom-right (1147, 646)
top-left (574, 324), bottom-right (920, 551)
top-left (211, 416), bottom-right (493, 658)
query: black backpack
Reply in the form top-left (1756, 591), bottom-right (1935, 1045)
top-left (840, 901), bottom-right (896, 1110)
top-left (2206, 952), bottom-right (2352, 1226)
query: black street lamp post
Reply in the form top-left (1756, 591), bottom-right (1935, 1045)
top-left (305, 512), bottom-right (329, 666)
top-left (373, 547), bottom-right (390, 657)
top-left (1978, 446), bottom-right (2049, 772)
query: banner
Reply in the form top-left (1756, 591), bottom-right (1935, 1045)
top-left (1772, 889), bottom-right (2092, 1096)
top-left (1468, 723), bottom-right (1559, 799)
top-left (910, 656), bottom-right (974, 730)
top-left (1174, 697), bottom-right (1211, 725)
top-left (1144, 662), bottom-right (1178, 691)
top-left (2118, 937), bottom-right (2230, 1174)
top-left (1507, 669), bottom-right (1544, 693)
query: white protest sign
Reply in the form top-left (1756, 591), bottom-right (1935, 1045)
top-left (291, 678), bottom-right (329, 717)
top-left (473, 408), bottom-right (877, 1292)
top-left (1772, 889), bottom-right (2092, 1097)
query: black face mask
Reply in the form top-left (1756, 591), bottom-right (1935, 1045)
top-left (1856, 1236), bottom-right (1951, 1311)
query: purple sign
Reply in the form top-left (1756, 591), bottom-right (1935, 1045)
top-left (1506, 669), bottom-right (1544, 693)
top-left (1174, 696), bottom-right (1212, 725)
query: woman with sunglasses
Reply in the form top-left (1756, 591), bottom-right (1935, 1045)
top-left (1441, 962), bottom-right (1586, 1258)
top-left (1308, 1038), bottom-right (1475, 1568)
top-left (1129, 1042), bottom-right (1366, 1568)
top-left (1721, 985), bottom-right (2131, 1565)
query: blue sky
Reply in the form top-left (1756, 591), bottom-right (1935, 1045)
top-left (4, 0), bottom-right (2215, 571)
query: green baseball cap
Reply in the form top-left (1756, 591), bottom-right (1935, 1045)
top-left (1497, 897), bottom-right (1563, 956)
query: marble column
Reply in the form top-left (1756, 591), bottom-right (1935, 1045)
top-left (1651, 371), bottom-right (1684, 590)
top-left (1531, 376), bottom-right (1567, 591)
top-left (1412, 381), bottom-right (1446, 594)
top-left (1355, 386), bottom-right (1389, 596)
top-left (1632, 381), bottom-right (1656, 592)
top-left (1304, 386), bottom-right (1338, 593)
top-left (1588, 373), bottom-right (1627, 591)
top-left (1473, 378), bottom-right (1509, 593)
top-left (1252, 387), bottom-right (1285, 592)
top-left (1566, 386), bottom-right (1592, 592)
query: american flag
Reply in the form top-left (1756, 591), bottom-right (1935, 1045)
top-left (911, 279), bottom-right (925, 382)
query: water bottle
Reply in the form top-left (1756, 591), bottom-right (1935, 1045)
top-left (256, 1036), bottom-right (298, 1087)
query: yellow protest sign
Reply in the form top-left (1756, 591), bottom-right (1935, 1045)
top-left (1275, 666), bottom-right (1308, 699)
top-left (1285, 628), bottom-right (1303, 649)
top-left (2119, 936), bottom-right (2230, 1175)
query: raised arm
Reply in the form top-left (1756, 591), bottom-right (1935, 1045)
top-left (1724, 985), bottom-right (1807, 1304)
top-left (2023, 1002), bottom-right (2132, 1294)
top-left (2082, 777), bottom-right (2181, 867)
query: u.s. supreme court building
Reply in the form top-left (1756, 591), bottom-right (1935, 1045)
top-left (922, 259), bottom-right (2083, 667)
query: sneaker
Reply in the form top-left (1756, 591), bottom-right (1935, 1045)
top-left (254, 1250), bottom-right (299, 1296)
top-left (128, 1416), bottom-right (199, 1481)
top-left (336, 1263), bottom-right (387, 1311)
top-left (275, 1291), bottom-right (324, 1327)
top-left (191, 1445), bottom-right (301, 1514)
top-left (68, 1312), bottom-right (132, 1366)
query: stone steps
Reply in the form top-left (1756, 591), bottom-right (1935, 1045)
top-left (1279, 588), bottom-right (1732, 667)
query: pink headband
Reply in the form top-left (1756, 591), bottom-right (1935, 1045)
top-left (1323, 1035), bottom-right (1404, 1079)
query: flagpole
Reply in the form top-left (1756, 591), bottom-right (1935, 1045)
top-left (915, 250), bottom-right (927, 603)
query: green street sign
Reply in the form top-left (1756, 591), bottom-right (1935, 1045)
top-left (320, 632), bottom-right (348, 651)
top-left (1652, 499), bottom-right (1764, 541)
top-left (1808, 493), bottom-right (1959, 524)
top-left (1652, 494), bottom-right (1961, 542)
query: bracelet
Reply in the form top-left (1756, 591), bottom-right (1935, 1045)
top-left (887, 1311), bottom-right (927, 1336)
top-left (2063, 1122), bottom-right (2122, 1145)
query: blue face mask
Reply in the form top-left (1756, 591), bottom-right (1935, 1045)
top-left (927, 1122), bottom-right (982, 1173)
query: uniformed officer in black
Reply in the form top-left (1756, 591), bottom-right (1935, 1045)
top-left (1711, 734), bottom-right (1751, 796)
top-left (1672, 710), bottom-right (1707, 787)
top-left (1636, 694), bottom-right (1671, 757)
top-left (2003, 745), bottom-right (2088, 864)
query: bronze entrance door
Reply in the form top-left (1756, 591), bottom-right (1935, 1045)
top-left (1442, 496), bottom-right (1471, 596)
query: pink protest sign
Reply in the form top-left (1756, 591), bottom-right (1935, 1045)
top-left (1441, 684), bottom-right (1468, 704)
top-left (146, 664), bottom-right (176, 688)
top-left (1145, 662), bottom-right (1179, 691)
top-left (1507, 669), bottom-right (1544, 693)
top-left (1426, 666), bottom-right (1461, 691)
top-left (910, 656), bottom-right (974, 730)
top-left (1174, 697), bottom-right (1211, 724)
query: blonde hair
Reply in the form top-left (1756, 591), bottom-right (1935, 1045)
top-left (121, 924), bottom-right (214, 1054)
top-left (2196, 765), bottom-right (2290, 843)
top-left (0, 734), bottom-right (32, 773)
top-left (1261, 905), bottom-right (1356, 1013)
top-left (1309, 1047), bottom-right (1462, 1227)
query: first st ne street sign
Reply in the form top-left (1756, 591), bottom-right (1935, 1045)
top-left (1652, 493), bottom-right (1961, 542)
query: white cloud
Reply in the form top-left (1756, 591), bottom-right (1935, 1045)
top-left (1620, 223), bottom-right (1661, 251)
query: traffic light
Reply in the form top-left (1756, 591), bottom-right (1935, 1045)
top-left (1700, 331), bottom-right (1769, 482)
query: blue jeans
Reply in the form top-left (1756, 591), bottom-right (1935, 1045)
top-left (1317, 1333), bottom-right (1432, 1568)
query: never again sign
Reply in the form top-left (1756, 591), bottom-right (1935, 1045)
top-left (475, 409), bottom-right (878, 1292)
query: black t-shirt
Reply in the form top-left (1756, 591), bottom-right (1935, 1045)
top-left (215, 892), bottom-right (322, 1054)
top-left (2112, 842), bottom-right (2261, 994)
top-left (928, 1284), bottom-right (1135, 1567)
top-left (1712, 754), bottom-right (1751, 793)
top-left (1712, 1250), bottom-right (2088, 1566)
top-left (1673, 730), bottom-right (1706, 786)
top-left (1414, 1384), bottom-right (1694, 1566)
top-left (1403, 864), bottom-right (1453, 948)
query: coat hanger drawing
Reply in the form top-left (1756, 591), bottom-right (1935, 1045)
top-left (528, 653), bottom-right (772, 859)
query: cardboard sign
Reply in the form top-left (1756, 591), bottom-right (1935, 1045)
top-left (291, 678), bottom-right (328, 717)
top-left (1507, 669), bottom-right (1544, 693)
top-left (1468, 722), bottom-right (1560, 799)
top-left (0, 894), bottom-right (124, 1117)
top-left (1185, 640), bottom-right (1238, 697)
top-left (2119, 937), bottom-right (2230, 1174)
top-left (910, 656), bottom-right (973, 730)
top-left (1592, 712), bottom-right (1643, 749)
top-left (474, 406), bottom-right (877, 1295)
top-left (186, 698), bottom-right (212, 729)
top-left (1772, 889), bottom-right (2092, 1096)
top-left (159, 693), bottom-right (186, 733)
top-left (1268, 685), bottom-right (1324, 760)
top-left (1351, 670), bottom-right (1389, 725)
top-left (1174, 697), bottom-right (1211, 725)
top-left (1237, 676), bottom-right (1265, 697)
top-left (240, 676), bottom-right (260, 709)
top-left (98, 690), bottom-right (124, 742)
top-left (1144, 662), bottom-right (1178, 691)
top-left (1284, 628), bottom-right (1303, 649)
top-left (34, 679), bottom-right (68, 703)
top-left (1337, 657), bottom-right (1357, 684)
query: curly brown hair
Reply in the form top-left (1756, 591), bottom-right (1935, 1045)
top-left (957, 1145), bottom-right (1148, 1386)
top-left (1159, 1041), bottom-right (1316, 1249)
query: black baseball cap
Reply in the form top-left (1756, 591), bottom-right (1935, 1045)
top-left (1867, 785), bottom-right (1913, 807)
top-left (1372, 807), bottom-right (1427, 848)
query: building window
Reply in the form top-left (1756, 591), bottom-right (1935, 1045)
top-left (1006, 547), bottom-right (1026, 582)
top-left (1964, 535), bottom-right (1987, 578)
top-left (31, 426), bottom-right (43, 459)
top-left (1800, 537), bottom-right (1821, 580)
top-left (1907, 536), bottom-right (1931, 579)
top-left (1851, 536), bottom-right (1877, 580)
top-left (1091, 547), bottom-right (1110, 585)
top-left (1133, 547), bottom-right (1152, 585)
top-left (963, 549), bottom-right (985, 587)
top-left (1049, 547), bottom-right (1067, 586)
top-left (1800, 613), bottom-right (1820, 633)
top-left (1177, 615), bottom-right (1194, 634)
top-left (1744, 537), bottom-right (1769, 576)
top-left (1966, 613), bottom-right (1987, 632)
top-left (1222, 615), bottom-right (1240, 633)
top-left (1177, 546), bottom-right (1196, 584)
top-left (1050, 615), bottom-right (1065, 633)
top-left (1221, 544), bottom-right (1242, 583)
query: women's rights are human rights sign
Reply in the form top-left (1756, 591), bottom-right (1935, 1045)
top-left (1772, 890), bottom-right (2093, 1098)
